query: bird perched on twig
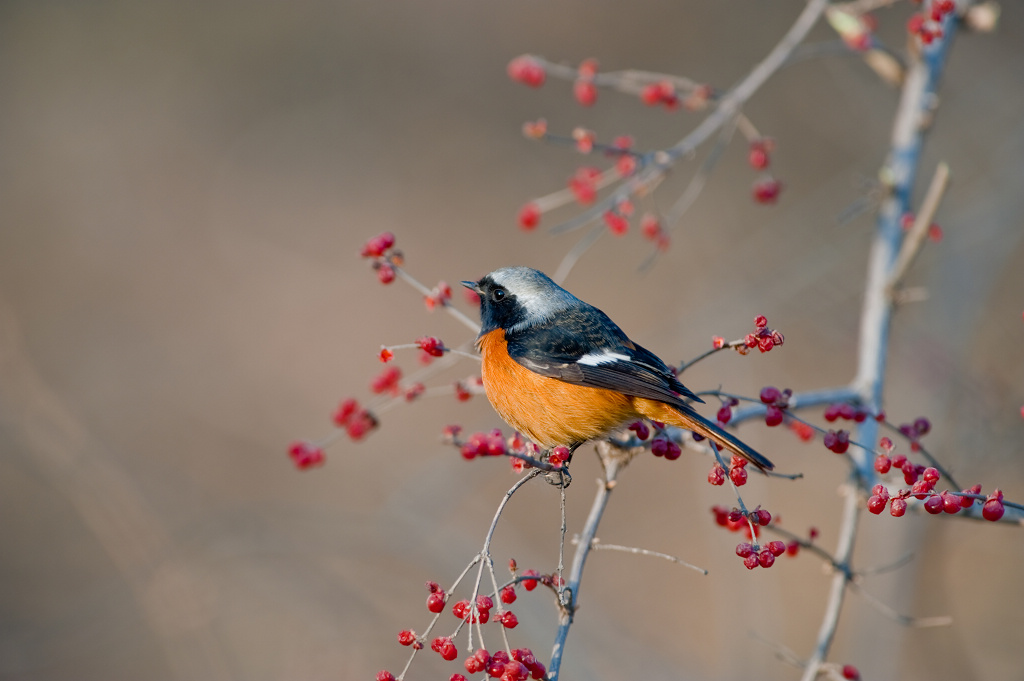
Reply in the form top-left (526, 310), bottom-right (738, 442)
top-left (462, 267), bottom-right (773, 470)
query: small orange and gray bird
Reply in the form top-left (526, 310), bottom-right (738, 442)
top-left (462, 267), bottom-right (773, 470)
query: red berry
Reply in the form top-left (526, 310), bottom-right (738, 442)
top-left (377, 671), bottom-right (396, 681)
top-left (923, 467), bottom-right (940, 484)
top-left (960, 484), bottom-right (982, 508)
top-left (499, 611), bottom-right (519, 628)
top-left (507, 56), bottom-right (546, 87)
top-left (736, 542), bottom-right (754, 558)
top-left (923, 494), bottom-right (944, 514)
top-left (748, 144), bottom-right (770, 170)
top-left (874, 454), bottom-right (892, 474)
top-left (786, 541), bottom-right (800, 556)
top-left (823, 429), bottom-right (850, 454)
top-left (574, 79), bottom-right (597, 106)
top-left (398, 630), bottom-right (416, 646)
top-left (377, 263), bottom-right (396, 284)
top-left (758, 549), bottom-right (776, 568)
top-left (890, 497), bottom-right (908, 517)
top-left (755, 509), bottom-right (771, 526)
top-left (628, 420), bottom-right (650, 440)
top-left (717, 405), bottom-right (732, 424)
top-left (760, 386), bottom-right (782, 404)
top-left (603, 210), bottom-right (629, 236)
top-left (521, 569), bottom-right (540, 591)
top-left (287, 441), bottom-right (325, 470)
top-left (427, 592), bottom-right (445, 613)
top-left (332, 398), bottom-right (359, 426)
top-left (518, 203), bottom-right (541, 231)
top-left (941, 490), bottom-right (961, 514)
top-left (371, 366), bottom-right (402, 395)
top-left (438, 637), bottom-right (458, 661)
top-left (752, 178), bottom-right (782, 204)
top-left (765, 405), bottom-right (784, 427)
top-left (729, 466), bottom-right (748, 486)
top-left (767, 540), bottom-right (786, 556)
top-left (497, 586), bottom-right (516, 606)
top-left (361, 232), bottom-right (396, 257)
top-left (914, 417), bottom-right (931, 435)
top-left (983, 497), bottom-right (1005, 522)
top-left (867, 495), bottom-right (887, 514)
top-left (842, 664), bottom-right (861, 680)
top-left (708, 463), bottom-right (726, 486)
top-left (743, 553), bottom-right (760, 570)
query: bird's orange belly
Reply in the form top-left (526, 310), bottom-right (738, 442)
top-left (477, 329), bottom-right (638, 448)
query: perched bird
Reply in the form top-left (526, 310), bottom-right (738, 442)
top-left (462, 267), bottom-right (773, 470)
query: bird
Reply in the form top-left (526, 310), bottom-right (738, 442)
top-left (461, 266), bottom-right (773, 470)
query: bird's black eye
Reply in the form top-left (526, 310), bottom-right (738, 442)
top-left (491, 287), bottom-right (506, 302)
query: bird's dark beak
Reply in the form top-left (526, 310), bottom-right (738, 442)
top-left (461, 280), bottom-right (480, 293)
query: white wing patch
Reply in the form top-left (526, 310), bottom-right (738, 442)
top-left (577, 350), bottom-right (631, 366)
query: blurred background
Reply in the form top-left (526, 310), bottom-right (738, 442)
top-left (1, 1), bottom-right (1022, 680)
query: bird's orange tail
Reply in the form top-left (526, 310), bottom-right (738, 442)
top-left (634, 398), bottom-right (774, 471)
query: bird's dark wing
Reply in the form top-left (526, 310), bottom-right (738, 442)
top-left (505, 312), bottom-right (704, 407)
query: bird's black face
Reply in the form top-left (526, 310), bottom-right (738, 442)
top-left (463, 275), bottom-right (528, 336)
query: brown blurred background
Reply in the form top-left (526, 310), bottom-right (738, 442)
top-left (1, 2), bottom-right (1023, 680)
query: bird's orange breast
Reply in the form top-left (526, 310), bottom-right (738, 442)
top-left (477, 329), bottom-right (638, 449)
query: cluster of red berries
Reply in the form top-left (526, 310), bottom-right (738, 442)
top-left (628, 420), bottom-right (650, 440)
top-left (869, 444), bottom-right (1006, 520)
top-left (712, 505), bottom-right (761, 539)
top-left (371, 356), bottom-right (430, 398)
top-left (361, 232), bottom-right (401, 284)
top-left (650, 435), bottom-right (682, 460)
top-left (568, 166), bottom-right (601, 205)
top-left (332, 397), bottom-right (378, 441)
top-left (612, 136), bottom-right (638, 177)
top-left (602, 204), bottom-right (632, 236)
top-left (896, 417), bottom-right (931, 452)
top-left (459, 429), bottom-right (508, 459)
top-left (417, 336), bottom-right (447, 357)
top-left (824, 402), bottom-right (881, 423)
top-left (506, 55), bottom-right (545, 88)
top-left (907, 0), bottom-right (955, 44)
top-left (287, 441), bottom-right (325, 470)
top-left (708, 454), bottom-right (753, 487)
top-left (639, 81), bottom-right (712, 111)
top-left (371, 366), bottom-right (403, 395)
top-left (744, 315), bottom-right (785, 354)
top-left (640, 213), bottom-right (670, 251)
top-left (759, 385), bottom-right (791, 427)
top-left (424, 282), bottom-right (452, 311)
top-left (573, 58), bottom-right (599, 106)
top-left (461, 648), bottom-right (547, 681)
top-left (823, 429), bottom-right (851, 454)
top-left (735, 539), bottom-right (787, 570)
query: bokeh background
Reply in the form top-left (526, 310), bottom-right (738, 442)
top-left (1, 2), bottom-right (1022, 680)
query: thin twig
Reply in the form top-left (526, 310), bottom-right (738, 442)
top-left (849, 582), bottom-right (953, 628)
top-left (573, 537), bottom-right (708, 575)
top-left (885, 162), bottom-right (951, 295)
